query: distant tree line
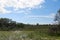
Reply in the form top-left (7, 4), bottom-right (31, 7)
top-left (0, 18), bottom-right (56, 31)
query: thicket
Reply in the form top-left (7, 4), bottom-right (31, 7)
top-left (0, 18), bottom-right (24, 31)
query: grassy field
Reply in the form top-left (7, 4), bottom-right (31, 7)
top-left (0, 25), bottom-right (60, 40)
top-left (0, 31), bottom-right (60, 40)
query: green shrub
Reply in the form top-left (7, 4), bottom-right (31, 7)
top-left (48, 25), bottom-right (60, 36)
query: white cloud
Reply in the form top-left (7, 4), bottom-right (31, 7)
top-left (0, 7), bottom-right (11, 14)
top-left (27, 13), bottom-right (55, 19)
top-left (50, 13), bottom-right (55, 17)
top-left (0, 0), bottom-right (45, 14)
top-left (15, 10), bottom-right (31, 15)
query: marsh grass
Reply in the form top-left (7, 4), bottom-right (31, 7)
top-left (0, 31), bottom-right (60, 40)
top-left (0, 25), bottom-right (60, 40)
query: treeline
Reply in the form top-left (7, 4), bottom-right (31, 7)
top-left (0, 18), bottom-right (56, 31)
top-left (0, 18), bottom-right (60, 36)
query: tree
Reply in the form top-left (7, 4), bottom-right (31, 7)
top-left (16, 23), bottom-right (24, 28)
top-left (0, 18), bottom-right (16, 30)
top-left (36, 23), bottom-right (39, 26)
top-left (54, 9), bottom-right (60, 24)
top-left (49, 9), bottom-right (60, 36)
top-left (0, 18), bottom-right (12, 27)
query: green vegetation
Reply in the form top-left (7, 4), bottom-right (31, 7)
top-left (0, 18), bottom-right (25, 31)
top-left (49, 9), bottom-right (60, 36)
top-left (0, 19), bottom-right (60, 40)
top-left (0, 9), bottom-right (60, 40)
top-left (0, 30), bottom-right (60, 40)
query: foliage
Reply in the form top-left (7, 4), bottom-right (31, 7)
top-left (0, 18), bottom-right (24, 31)
top-left (49, 9), bottom-right (60, 36)
top-left (54, 9), bottom-right (60, 24)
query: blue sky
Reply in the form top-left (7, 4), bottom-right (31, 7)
top-left (0, 0), bottom-right (60, 24)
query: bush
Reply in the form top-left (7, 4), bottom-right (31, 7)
top-left (16, 23), bottom-right (24, 28)
top-left (49, 25), bottom-right (60, 36)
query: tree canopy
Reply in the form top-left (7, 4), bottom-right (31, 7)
top-left (0, 18), bottom-right (24, 31)
top-left (55, 9), bottom-right (60, 24)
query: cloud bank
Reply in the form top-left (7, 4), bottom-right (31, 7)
top-left (0, 0), bottom-right (45, 14)
top-left (27, 13), bottom-right (55, 19)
